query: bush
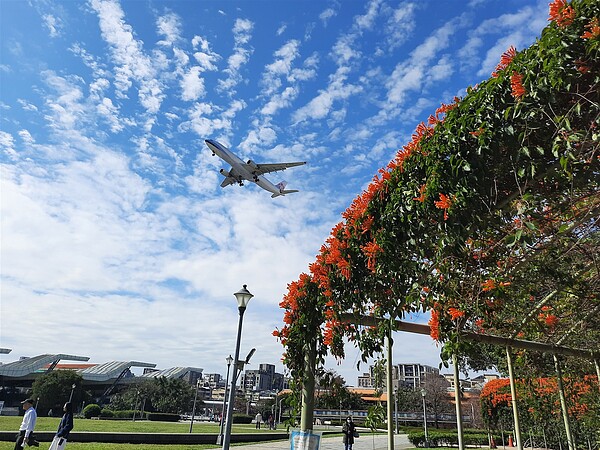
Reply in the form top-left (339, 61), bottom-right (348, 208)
top-left (99, 408), bottom-right (114, 418)
top-left (83, 404), bottom-right (101, 419)
top-left (408, 430), bottom-right (499, 447)
top-left (232, 413), bottom-right (253, 424)
top-left (147, 412), bottom-right (180, 422)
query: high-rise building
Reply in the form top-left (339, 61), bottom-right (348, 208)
top-left (241, 363), bottom-right (285, 392)
top-left (357, 362), bottom-right (439, 390)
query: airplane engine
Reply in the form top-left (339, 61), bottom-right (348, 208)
top-left (220, 168), bottom-right (231, 177)
top-left (246, 159), bottom-right (259, 171)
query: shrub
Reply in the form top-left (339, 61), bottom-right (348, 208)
top-left (99, 408), bottom-right (114, 418)
top-left (147, 412), bottom-right (180, 422)
top-left (83, 404), bottom-right (101, 419)
top-left (232, 413), bottom-right (253, 424)
top-left (408, 430), bottom-right (499, 447)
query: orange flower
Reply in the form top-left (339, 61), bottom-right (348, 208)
top-left (361, 240), bottom-right (382, 273)
top-left (549, 0), bottom-right (576, 27)
top-left (581, 17), bottom-right (600, 39)
top-left (469, 127), bottom-right (484, 137)
top-left (482, 279), bottom-right (496, 292)
top-left (413, 184), bottom-right (427, 202)
top-left (434, 193), bottom-right (453, 220)
top-left (448, 307), bottom-right (465, 320)
top-left (428, 309), bottom-right (440, 341)
top-left (545, 314), bottom-right (559, 328)
top-left (510, 72), bottom-right (526, 99)
top-left (492, 46), bottom-right (516, 77)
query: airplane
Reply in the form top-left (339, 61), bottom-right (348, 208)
top-left (204, 139), bottom-right (307, 198)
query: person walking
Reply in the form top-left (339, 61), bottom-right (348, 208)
top-left (14, 398), bottom-right (39, 449)
top-left (49, 402), bottom-right (74, 450)
top-left (255, 412), bottom-right (262, 429)
top-left (342, 416), bottom-right (356, 450)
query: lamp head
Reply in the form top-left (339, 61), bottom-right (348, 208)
top-left (234, 285), bottom-right (253, 308)
top-left (421, 388), bottom-right (426, 397)
top-left (226, 355), bottom-right (234, 365)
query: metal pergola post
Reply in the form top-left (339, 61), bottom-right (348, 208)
top-left (553, 354), bottom-right (575, 450)
top-left (505, 347), bottom-right (523, 450)
top-left (385, 331), bottom-right (394, 450)
top-left (452, 353), bottom-right (465, 450)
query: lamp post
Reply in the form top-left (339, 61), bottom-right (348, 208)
top-left (394, 388), bottom-right (398, 434)
top-left (217, 355), bottom-right (234, 445)
top-left (421, 389), bottom-right (428, 447)
top-left (190, 379), bottom-right (201, 433)
top-left (222, 285), bottom-right (253, 450)
top-left (69, 383), bottom-right (76, 402)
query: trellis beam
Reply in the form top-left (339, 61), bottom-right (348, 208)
top-left (338, 313), bottom-right (598, 360)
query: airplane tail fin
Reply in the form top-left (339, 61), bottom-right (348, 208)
top-left (272, 181), bottom-right (299, 198)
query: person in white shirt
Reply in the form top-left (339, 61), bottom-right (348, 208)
top-left (15, 398), bottom-right (39, 449)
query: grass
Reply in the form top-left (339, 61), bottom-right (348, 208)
top-left (0, 443), bottom-right (222, 450)
top-left (0, 417), bottom-right (288, 449)
top-left (0, 417), bottom-right (281, 434)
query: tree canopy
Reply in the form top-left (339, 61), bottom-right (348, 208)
top-left (275, 0), bottom-right (599, 386)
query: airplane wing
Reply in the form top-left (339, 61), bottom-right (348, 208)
top-left (220, 177), bottom-right (236, 188)
top-left (250, 161), bottom-right (306, 176)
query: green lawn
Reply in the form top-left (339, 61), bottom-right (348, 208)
top-left (0, 417), bottom-right (280, 434)
top-left (0, 417), bottom-right (290, 449)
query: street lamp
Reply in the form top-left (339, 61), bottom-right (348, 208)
top-left (421, 389), bottom-right (429, 447)
top-left (190, 379), bottom-right (201, 433)
top-left (394, 388), bottom-right (398, 434)
top-left (69, 383), bottom-right (76, 402)
top-left (222, 285), bottom-right (253, 450)
top-left (217, 355), bottom-right (234, 445)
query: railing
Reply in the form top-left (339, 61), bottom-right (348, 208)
top-left (313, 409), bottom-right (470, 424)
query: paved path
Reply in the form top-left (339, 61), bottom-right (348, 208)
top-left (237, 432), bottom-right (413, 450)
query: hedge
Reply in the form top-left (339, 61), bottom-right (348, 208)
top-left (147, 412), bottom-right (180, 422)
top-left (407, 430), bottom-right (501, 447)
top-left (232, 413), bottom-right (253, 424)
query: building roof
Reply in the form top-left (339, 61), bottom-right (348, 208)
top-left (0, 354), bottom-right (90, 378)
top-left (139, 366), bottom-right (202, 379)
top-left (78, 361), bottom-right (156, 382)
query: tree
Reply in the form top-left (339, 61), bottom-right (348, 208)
top-left (31, 371), bottom-right (85, 416)
top-left (151, 377), bottom-right (194, 414)
top-left (109, 379), bottom-right (156, 412)
top-left (422, 373), bottom-right (453, 429)
top-left (314, 370), bottom-right (367, 411)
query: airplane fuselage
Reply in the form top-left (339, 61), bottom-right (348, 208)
top-left (205, 139), bottom-right (297, 197)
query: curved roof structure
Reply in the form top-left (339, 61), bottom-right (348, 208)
top-left (78, 361), bottom-right (156, 382)
top-left (139, 366), bottom-right (202, 379)
top-left (0, 354), bottom-right (89, 378)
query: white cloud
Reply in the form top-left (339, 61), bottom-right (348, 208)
top-left (383, 2), bottom-right (417, 50)
top-left (217, 18), bottom-right (255, 95)
top-left (181, 66), bottom-right (206, 101)
top-left (292, 66), bottom-right (362, 123)
top-left (156, 12), bottom-right (182, 47)
top-left (18, 130), bottom-right (35, 145)
top-left (0, 131), bottom-right (16, 153)
top-left (319, 7), bottom-right (336, 26)
top-left (90, 0), bottom-right (164, 116)
top-left (42, 14), bottom-right (62, 37)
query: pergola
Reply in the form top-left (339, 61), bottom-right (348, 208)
top-left (275, 2), bottom-right (599, 450)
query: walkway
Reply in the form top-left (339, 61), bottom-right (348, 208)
top-left (237, 432), bottom-right (413, 450)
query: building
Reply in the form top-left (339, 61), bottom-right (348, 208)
top-left (240, 363), bottom-right (285, 393)
top-left (357, 362), bottom-right (440, 390)
top-left (0, 353), bottom-right (203, 413)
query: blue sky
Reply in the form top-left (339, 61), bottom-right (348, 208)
top-left (1, 0), bottom-right (549, 384)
